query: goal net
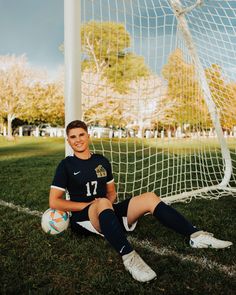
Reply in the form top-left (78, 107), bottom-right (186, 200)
top-left (79, 0), bottom-right (236, 203)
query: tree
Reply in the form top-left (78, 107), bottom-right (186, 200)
top-left (121, 76), bottom-right (170, 136)
top-left (0, 55), bottom-right (65, 134)
top-left (81, 71), bottom-right (129, 127)
top-left (60, 22), bottom-right (166, 130)
top-left (82, 72), bottom-right (169, 134)
top-left (23, 80), bottom-right (64, 126)
top-left (162, 49), bottom-right (210, 130)
top-left (205, 64), bottom-right (236, 130)
top-left (81, 21), bottom-right (150, 93)
top-left (0, 55), bottom-right (33, 137)
top-left (81, 21), bottom-right (130, 73)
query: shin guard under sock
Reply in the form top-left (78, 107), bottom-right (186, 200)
top-left (153, 201), bottom-right (199, 236)
top-left (99, 209), bottom-right (133, 256)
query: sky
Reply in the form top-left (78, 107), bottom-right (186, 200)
top-left (0, 0), bottom-right (64, 76)
top-left (0, 0), bottom-right (235, 79)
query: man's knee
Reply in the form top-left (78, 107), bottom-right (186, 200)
top-left (88, 198), bottom-right (113, 231)
top-left (151, 192), bottom-right (161, 202)
top-left (141, 192), bottom-right (161, 203)
top-left (94, 198), bottom-right (113, 214)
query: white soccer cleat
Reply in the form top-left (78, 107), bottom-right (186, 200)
top-left (122, 250), bottom-right (157, 282)
top-left (190, 231), bottom-right (233, 249)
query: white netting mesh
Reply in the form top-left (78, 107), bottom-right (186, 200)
top-left (80, 0), bottom-right (236, 203)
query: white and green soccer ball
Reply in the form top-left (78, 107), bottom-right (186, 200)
top-left (41, 208), bottom-right (69, 235)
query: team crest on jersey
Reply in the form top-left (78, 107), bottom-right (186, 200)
top-left (95, 165), bottom-right (107, 178)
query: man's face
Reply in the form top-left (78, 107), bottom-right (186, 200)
top-left (67, 127), bottom-right (90, 153)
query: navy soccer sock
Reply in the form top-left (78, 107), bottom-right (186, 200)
top-left (99, 209), bottom-right (133, 256)
top-left (153, 201), bottom-right (199, 236)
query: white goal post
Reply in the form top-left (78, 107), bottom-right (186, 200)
top-left (64, 0), bottom-right (82, 156)
top-left (64, 0), bottom-right (236, 203)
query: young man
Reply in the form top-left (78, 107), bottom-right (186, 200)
top-left (49, 120), bottom-right (232, 283)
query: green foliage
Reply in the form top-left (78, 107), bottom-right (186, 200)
top-left (0, 55), bottom-right (32, 136)
top-left (162, 49), bottom-right (211, 129)
top-left (81, 21), bottom-right (150, 93)
top-left (0, 55), bottom-right (65, 132)
top-left (104, 52), bottom-right (150, 93)
top-left (24, 82), bottom-right (64, 126)
top-left (83, 99), bottom-right (129, 128)
top-left (205, 64), bottom-right (236, 130)
top-left (162, 49), bottom-right (236, 131)
top-left (81, 21), bottom-right (131, 67)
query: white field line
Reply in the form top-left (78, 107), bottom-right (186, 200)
top-left (0, 199), bottom-right (42, 217)
top-left (0, 199), bottom-right (235, 278)
top-left (128, 237), bottom-right (236, 278)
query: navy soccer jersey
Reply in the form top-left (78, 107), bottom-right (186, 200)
top-left (51, 154), bottom-right (114, 203)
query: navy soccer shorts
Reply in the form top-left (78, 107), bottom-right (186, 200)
top-left (70, 198), bottom-right (137, 236)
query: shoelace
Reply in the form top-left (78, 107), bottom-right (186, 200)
top-left (128, 254), bottom-right (150, 273)
top-left (192, 230), bottom-right (214, 238)
top-left (199, 231), bottom-right (214, 237)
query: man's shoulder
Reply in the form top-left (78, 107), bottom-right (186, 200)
top-left (92, 153), bottom-right (110, 162)
top-left (58, 156), bottom-right (73, 164)
top-left (64, 155), bottom-right (75, 161)
top-left (57, 156), bottom-right (75, 168)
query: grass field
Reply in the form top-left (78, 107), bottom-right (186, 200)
top-left (0, 137), bottom-right (235, 295)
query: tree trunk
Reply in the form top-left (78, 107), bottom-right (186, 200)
top-left (7, 113), bottom-right (14, 140)
top-left (137, 120), bottom-right (145, 138)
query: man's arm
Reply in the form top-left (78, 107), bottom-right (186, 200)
top-left (106, 181), bottom-right (117, 204)
top-left (49, 187), bottom-right (94, 212)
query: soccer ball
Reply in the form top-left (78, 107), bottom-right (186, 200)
top-left (41, 208), bottom-right (69, 235)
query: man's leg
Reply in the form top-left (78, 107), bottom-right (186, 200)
top-left (126, 192), bottom-right (232, 249)
top-left (88, 198), bottom-right (133, 255)
top-left (88, 198), bottom-right (157, 282)
top-left (127, 192), bottom-right (198, 236)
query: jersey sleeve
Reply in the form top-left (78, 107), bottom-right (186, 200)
top-left (106, 159), bottom-right (114, 184)
top-left (51, 160), bottom-right (68, 191)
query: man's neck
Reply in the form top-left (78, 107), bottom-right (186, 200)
top-left (74, 150), bottom-right (91, 160)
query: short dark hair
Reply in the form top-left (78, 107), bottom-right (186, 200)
top-left (66, 120), bottom-right (88, 135)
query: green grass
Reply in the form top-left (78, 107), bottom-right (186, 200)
top-left (0, 137), bottom-right (236, 294)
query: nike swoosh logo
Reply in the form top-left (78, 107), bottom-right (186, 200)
top-left (120, 245), bottom-right (125, 254)
top-left (73, 171), bottom-right (81, 175)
